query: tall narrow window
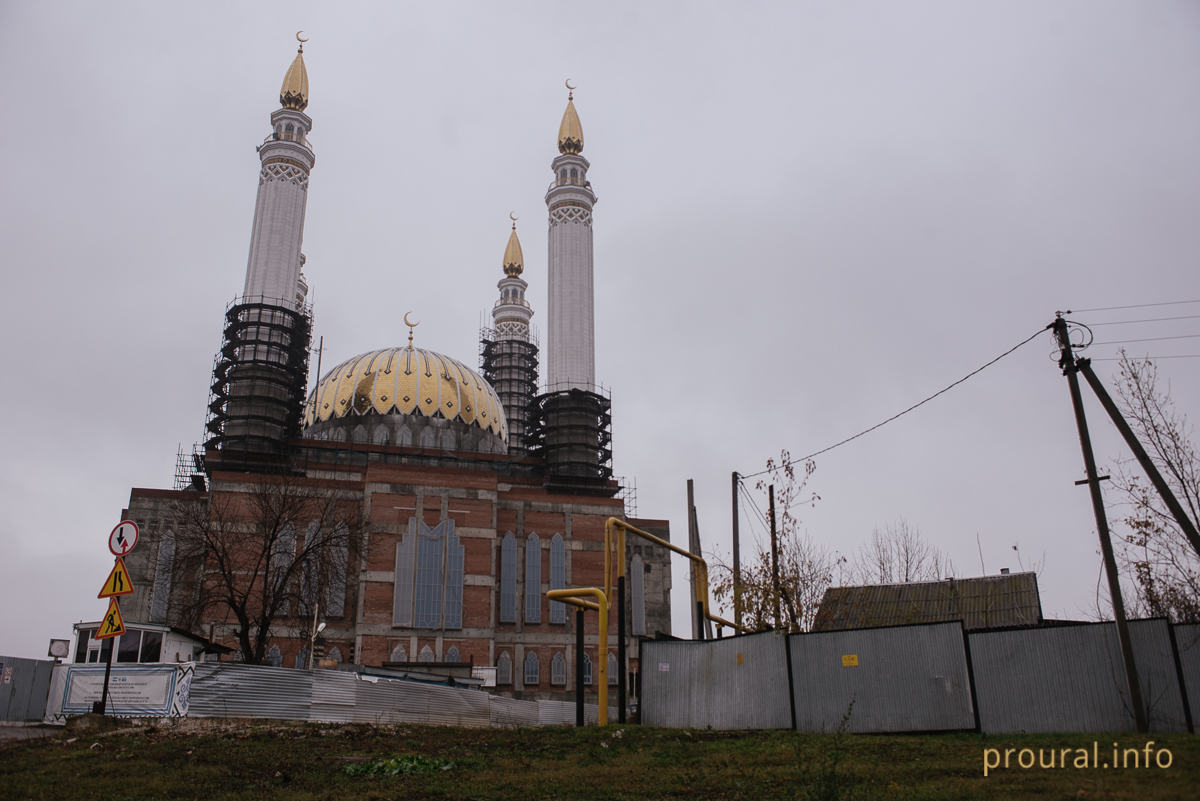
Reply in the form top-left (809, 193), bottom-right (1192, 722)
top-left (392, 519), bottom-right (465, 629)
top-left (630, 554), bottom-right (646, 636)
top-left (550, 534), bottom-right (566, 623)
top-left (296, 646), bottom-right (309, 669)
top-left (149, 530), bottom-right (176, 623)
top-left (300, 521), bottom-right (321, 615)
top-left (524, 652), bottom-right (540, 685)
top-left (497, 651), bottom-right (512, 684)
top-left (266, 645), bottom-right (282, 668)
top-left (551, 652), bottom-right (566, 685)
top-left (525, 533), bottom-right (542, 623)
top-left (583, 652), bottom-right (593, 685)
top-left (499, 532), bottom-right (517, 623)
top-left (271, 524), bottom-right (296, 616)
top-left (326, 523), bottom-right (349, 618)
top-left (419, 645), bottom-right (435, 662)
top-left (608, 652), bottom-right (618, 685)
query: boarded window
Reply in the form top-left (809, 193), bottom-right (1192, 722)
top-left (499, 532), bottom-right (517, 623)
top-left (550, 534), bottom-right (566, 623)
top-left (524, 651), bottom-right (540, 685)
top-left (551, 652), bottom-right (566, 685)
top-left (149, 530), bottom-right (176, 623)
top-left (525, 533), bottom-right (542, 623)
top-left (631, 554), bottom-right (646, 636)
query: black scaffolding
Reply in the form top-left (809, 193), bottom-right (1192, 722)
top-left (537, 386), bottom-right (614, 496)
top-left (205, 296), bottom-right (312, 473)
top-left (480, 330), bottom-right (540, 457)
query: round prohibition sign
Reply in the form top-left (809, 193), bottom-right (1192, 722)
top-left (109, 520), bottom-right (139, 557)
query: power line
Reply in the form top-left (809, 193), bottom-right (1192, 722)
top-left (1093, 334), bottom-right (1200, 346)
top-left (739, 326), bottom-right (1049, 480)
top-left (1091, 354), bottom-right (1200, 361)
top-left (1072, 299), bottom-right (1200, 313)
top-left (1088, 314), bottom-right (1200, 326)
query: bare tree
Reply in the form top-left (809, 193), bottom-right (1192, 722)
top-left (711, 451), bottom-right (836, 633)
top-left (1109, 352), bottom-right (1200, 622)
top-left (850, 518), bottom-right (953, 585)
top-left (166, 472), bottom-right (363, 665)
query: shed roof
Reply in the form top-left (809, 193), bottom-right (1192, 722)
top-left (812, 572), bottom-right (1042, 632)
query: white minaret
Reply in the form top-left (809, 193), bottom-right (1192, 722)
top-left (492, 216), bottom-right (534, 339)
top-left (242, 37), bottom-right (315, 309)
top-left (544, 83), bottom-right (596, 392)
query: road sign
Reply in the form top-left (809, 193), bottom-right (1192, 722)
top-left (98, 557), bottom-right (134, 598)
top-left (109, 520), bottom-right (139, 557)
top-left (95, 598), bottom-right (126, 640)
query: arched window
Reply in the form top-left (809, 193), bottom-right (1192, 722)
top-left (525, 533), bottom-right (541, 623)
top-left (285, 123), bottom-right (294, 134)
top-left (551, 652), bottom-right (566, 685)
top-left (439, 429), bottom-right (456, 451)
top-left (396, 425), bottom-right (413, 447)
top-left (631, 554), bottom-right (646, 636)
top-left (295, 646), bottom-right (309, 669)
top-left (419, 645), bottom-right (435, 662)
top-left (418, 427), bottom-right (435, 448)
top-left (373, 426), bottom-right (389, 445)
top-left (352, 424), bottom-right (368, 443)
top-left (570, 168), bottom-right (578, 179)
top-left (267, 645), bottom-right (282, 668)
top-left (150, 530), bottom-right (176, 623)
top-left (499, 532), bottom-right (517, 623)
top-left (301, 521), bottom-right (349, 619)
top-left (583, 652), bottom-right (593, 686)
top-left (549, 534), bottom-right (566, 623)
top-left (559, 169), bottom-right (567, 180)
top-left (445, 646), bottom-right (461, 663)
top-left (524, 651), bottom-right (540, 685)
top-left (608, 652), bottom-right (618, 685)
top-left (497, 651), bottom-right (512, 684)
top-left (233, 648), bottom-right (245, 662)
top-left (390, 643), bottom-right (407, 662)
top-left (327, 646), bottom-right (343, 664)
top-left (392, 519), bottom-right (465, 629)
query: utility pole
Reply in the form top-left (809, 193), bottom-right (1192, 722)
top-left (1052, 315), bottom-right (1147, 732)
top-left (768, 484), bottom-right (781, 631)
top-left (687, 479), bottom-right (700, 640)
top-left (732, 471), bottom-right (742, 632)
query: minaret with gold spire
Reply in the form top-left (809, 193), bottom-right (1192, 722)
top-left (481, 216), bottom-right (539, 455)
top-left (242, 34), bottom-right (316, 308)
top-left (544, 82), bottom-right (596, 392)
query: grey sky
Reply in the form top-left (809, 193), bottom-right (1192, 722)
top-left (1, 2), bottom-right (1198, 657)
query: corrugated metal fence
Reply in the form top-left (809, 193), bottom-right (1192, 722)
top-left (790, 622), bottom-right (975, 733)
top-left (1174, 623), bottom-right (1200, 725)
top-left (0, 656), bottom-right (56, 723)
top-left (968, 619), bottom-right (1189, 733)
top-left (642, 632), bottom-right (792, 730)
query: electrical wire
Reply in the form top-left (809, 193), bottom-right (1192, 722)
top-left (738, 326), bottom-right (1049, 480)
top-left (1090, 354), bottom-right (1200, 361)
top-left (1087, 314), bottom-right (1200, 326)
top-left (1093, 334), bottom-right (1200, 346)
top-left (1071, 299), bottom-right (1200, 313)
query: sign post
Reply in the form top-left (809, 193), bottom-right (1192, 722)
top-left (93, 521), bottom-right (138, 714)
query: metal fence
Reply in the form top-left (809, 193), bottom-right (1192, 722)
top-left (0, 656), bottom-right (56, 723)
top-left (789, 622), bottom-right (976, 733)
top-left (968, 619), bottom-right (1189, 734)
top-left (642, 631), bottom-right (792, 730)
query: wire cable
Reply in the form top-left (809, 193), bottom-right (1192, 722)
top-left (1072, 299), bottom-right (1200, 313)
top-left (1088, 314), bottom-right (1200, 326)
top-left (1093, 334), bottom-right (1200, 346)
top-left (739, 326), bottom-right (1050, 480)
top-left (1090, 354), bottom-right (1200, 361)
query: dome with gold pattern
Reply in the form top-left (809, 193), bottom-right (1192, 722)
top-left (303, 346), bottom-right (508, 453)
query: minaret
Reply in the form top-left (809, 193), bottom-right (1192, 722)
top-left (204, 36), bottom-right (315, 469)
top-left (480, 217), bottom-right (539, 455)
top-left (544, 82), bottom-right (596, 392)
top-left (539, 84), bottom-right (613, 488)
top-left (243, 37), bottom-right (316, 308)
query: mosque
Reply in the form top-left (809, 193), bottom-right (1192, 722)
top-left (101, 39), bottom-right (673, 704)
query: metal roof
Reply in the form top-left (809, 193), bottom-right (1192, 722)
top-left (812, 572), bottom-right (1042, 632)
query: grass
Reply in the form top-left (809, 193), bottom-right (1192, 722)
top-left (1, 720), bottom-right (1197, 800)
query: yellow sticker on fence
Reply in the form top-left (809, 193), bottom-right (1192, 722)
top-left (842, 654), bottom-right (859, 667)
top-left (737, 653), bottom-right (744, 666)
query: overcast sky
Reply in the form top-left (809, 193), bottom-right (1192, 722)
top-left (2, 2), bottom-right (1199, 658)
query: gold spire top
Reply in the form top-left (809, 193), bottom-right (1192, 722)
top-left (557, 80), bottom-right (584, 155)
top-left (280, 32), bottom-right (309, 111)
top-left (503, 213), bottom-right (524, 277)
top-left (404, 312), bottom-right (420, 347)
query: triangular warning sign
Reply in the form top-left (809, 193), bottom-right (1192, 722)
top-left (95, 598), bottom-right (126, 641)
top-left (98, 557), bottom-right (134, 599)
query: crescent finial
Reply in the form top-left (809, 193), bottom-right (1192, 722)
top-left (404, 312), bottom-right (420, 347)
top-left (509, 211), bottom-right (519, 229)
top-left (565, 79), bottom-right (576, 94)
top-left (296, 31), bottom-right (309, 52)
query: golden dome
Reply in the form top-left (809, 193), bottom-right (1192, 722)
top-left (280, 48), bottom-right (309, 111)
top-left (557, 95), bottom-right (584, 155)
top-left (304, 347), bottom-right (506, 441)
top-left (502, 227), bottom-right (524, 277)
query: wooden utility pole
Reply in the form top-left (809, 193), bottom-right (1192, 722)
top-left (687, 479), bottom-right (700, 640)
top-left (731, 471), bottom-right (742, 631)
top-left (1052, 315), bottom-right (1147, 732)
top-left (768, 484), bottom-right (781, 631)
